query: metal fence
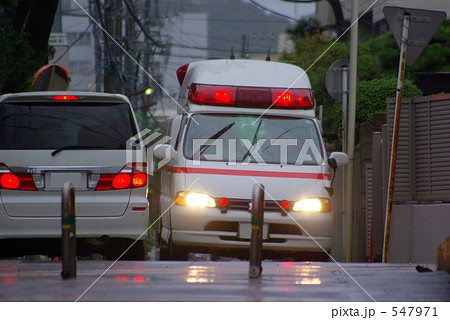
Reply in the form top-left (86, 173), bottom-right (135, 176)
top-left (386, 93), bottom-right (450, 202)
top-left (353, 93), bottom-right (450, 261)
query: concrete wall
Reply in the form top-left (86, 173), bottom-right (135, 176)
top-left (388, 204), bottom-right (450, 264)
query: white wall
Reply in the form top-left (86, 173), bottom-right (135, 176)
top-left (62, 15), bottom-right (95, 91)
top-left (389, 204), bottom-right (450, 264)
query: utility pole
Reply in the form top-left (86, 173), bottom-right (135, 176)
top-left (104, 0), bottom-right (122, 93)
top-left (143, 0), bottom-right (151, 101)
top-left (124, 4), bottom-right (135, 98)
top-left (90, 0), bottom-right (102, 92)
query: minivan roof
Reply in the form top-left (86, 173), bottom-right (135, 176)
top-left (0, 91), bottom-right (131, 104)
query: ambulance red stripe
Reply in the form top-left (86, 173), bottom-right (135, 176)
top-left (163, 166), bottom-right (331, 180)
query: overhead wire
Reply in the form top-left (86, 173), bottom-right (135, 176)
top-left (248, 0), bottom-right (299, 22)
top-left (93, 0), bottom-right (116, 71)
top-left (52, 23), bottom-right (92, 64)
top-left (123, 0), bottom-right (162, 48)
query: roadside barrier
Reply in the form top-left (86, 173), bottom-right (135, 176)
top-left (249, 183), bottom-right (265, 279)
top-left (61, 181), bottom-right (76, 279)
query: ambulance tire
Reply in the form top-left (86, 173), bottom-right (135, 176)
top-left (169, 241), bottom-right (188, 261)
top-left (159, 234), bottom-right (187, 260)
top-left (159, 239), bottom-right (170, 260)
top-left (158, 218), bottom-right (170, 260)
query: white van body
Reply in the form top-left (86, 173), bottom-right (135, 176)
top-left (156, 59), bottom-right (347, 260)
top-left (0, 91), bottom-right (149, 259)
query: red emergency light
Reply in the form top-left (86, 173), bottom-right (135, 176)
top-left (272, 88), bottom-right (313, 108)
top-left (188, 84), bottom-right (314, 109)
top-left (177, 64), bottom-right (189, 86)
top-left (189, 84), bottom-right (236, 106)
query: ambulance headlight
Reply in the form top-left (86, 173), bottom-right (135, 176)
top-left (292, 198), bottom-right (331, 213)
top-left (176, 192), bottom-right (216, 208)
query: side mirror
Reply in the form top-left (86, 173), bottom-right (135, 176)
top-left (153, 144), bottom-right (177, 161)
top-left (328, 152), bottom-right (349, 167)
top-left (327, 158), bottom-right (337, 171)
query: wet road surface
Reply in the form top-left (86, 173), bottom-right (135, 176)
top-left (0, 260), bottom-right (448, 302)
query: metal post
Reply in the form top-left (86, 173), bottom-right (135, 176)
top-left (341, 66), bottom-right (348, 243)
top-left (61, 181), bottom-right (76, 279)
top-left (383, 13), bottom-right (410, 263)
top-left (249, 183), bottom-right (265, 279)
top-left (345, 0), bottom-right (358, 262)
top-left (342, 66), bottom-right (348, 155)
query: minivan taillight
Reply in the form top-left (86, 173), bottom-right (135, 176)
top-left (0, 164), bottom-right (37, 191)
top-left (95, 163), bottom-right (147, 191)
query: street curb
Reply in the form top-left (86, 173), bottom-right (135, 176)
top-left (436, 236), bottom-right (450, 274)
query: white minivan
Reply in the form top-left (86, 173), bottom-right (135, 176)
top-left (154, 59), bottom-right (348, 260)
top-left (0, 91), bottom-right (149, 259)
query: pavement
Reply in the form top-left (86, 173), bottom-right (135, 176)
top-left (0, 259), bottom-right (449, 302)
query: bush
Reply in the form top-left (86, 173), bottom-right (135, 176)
top-left (356, 77), bottom-right (422, 125)
top-left (327, 77), bottom-right (422, 143)
top-left (281, 20), bottom-right (449, 141)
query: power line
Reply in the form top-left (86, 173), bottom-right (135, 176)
top-left (123, 0), bottom-right (162, 48)
top-left (169, 16), bottom-right (296, 23)
top-left (248, 0), bottom-right (299, 22)
top-left (53, 23), bottom-right (92, 64)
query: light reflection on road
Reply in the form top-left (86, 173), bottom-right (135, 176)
top-left (113, 275), bottom-right (150, 283)
top-left (183, 262), bottom-right (322, 286)
top-left (186, 265), bottom-right (215, 283)
top-left (294, 264), bottom-right (322, 285)
top-left (0, 276), bottom-right (17, 283)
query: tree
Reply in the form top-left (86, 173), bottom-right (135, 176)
top-left (0, 14), bottom-right (41, 93)
top-left (0, 0), bottom-right (59, 93)
top-left (281, 20), bottom-right (450, 140)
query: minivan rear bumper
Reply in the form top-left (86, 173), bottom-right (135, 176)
top-left (0, 207), bottom-right (149, 241)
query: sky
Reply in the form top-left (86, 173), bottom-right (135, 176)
top-left (248, 0), bottom-right (316, 21)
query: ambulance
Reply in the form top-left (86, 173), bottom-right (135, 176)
top-left (153, 59), bottom-right (348, 260)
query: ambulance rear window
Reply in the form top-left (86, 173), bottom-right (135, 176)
top-left (183, 114), bottom-right (323, 165)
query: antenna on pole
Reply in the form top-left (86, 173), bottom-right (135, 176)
top-left (265, 48), bottom-right (271, 61)
top-left (230, 46), bottom-right (235, 59)
top-left (246, 37), bottom-right (250, 59)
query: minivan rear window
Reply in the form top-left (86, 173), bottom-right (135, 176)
top-left (0, 102), bottom-right (137, 150)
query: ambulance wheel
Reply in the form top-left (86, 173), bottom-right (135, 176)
top-left (158, 220), bottom-right (170, 260)
top-left (169, 241), bottom-right (188, 261)
top-left (159, 240), bottom-right (170, 260)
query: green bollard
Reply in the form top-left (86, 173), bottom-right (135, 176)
top-left (61, 181), bottom-right (76, 279)
top-left (249, 183), bottom-right (264, 279)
